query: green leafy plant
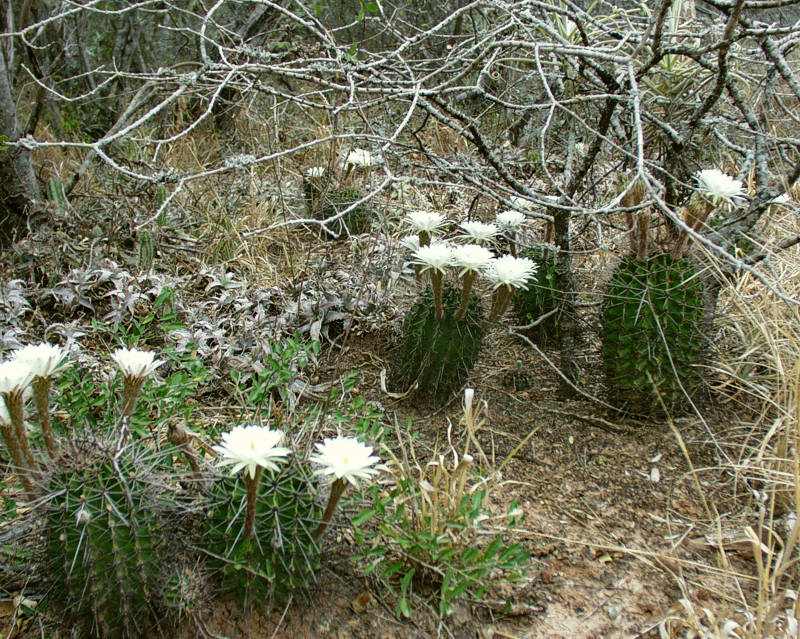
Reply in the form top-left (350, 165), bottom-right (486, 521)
top-left (231, 335), bottom-right (320, 413)
top-left (349, 420), bottom-right (528, 617)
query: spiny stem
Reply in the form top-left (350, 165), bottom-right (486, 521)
top-left (487, 285), bottom-right (513, 322)
top-left (543, 221), bottom-right (554, 260)
top-left (454, 271), bottom-right (477, 321)
top-left (119, 376), bottom-right (145, 419)
top-left (313, 477), bottom-right (347, 542)
top-left (32, 377), bottom-right (56, 458)
top-left (636, 212), bottom-right (650, 262)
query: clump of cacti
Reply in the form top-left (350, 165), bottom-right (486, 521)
top-left (600, 174), bottom-right (724, 412)
top-left (395, 209), bottom-right (537, 400)
top-left (203, 455), bottom-right (322, 607)
top-left (513, 247), bottom-right (560, 344)
top-left (320, 187), bottom-right (370, 235)
top-left (398, 284), bottom-right (485, 397)
top-left (43, 437), bottom-right (173, 639)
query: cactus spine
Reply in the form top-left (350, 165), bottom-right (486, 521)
top-left (513, 248), bottom-right (560, 344)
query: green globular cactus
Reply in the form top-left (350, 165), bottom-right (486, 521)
top-left (320, 187), bottom-right (370, 236)
top-left (601, 254), bottom-right (705, 412)
top-left (398, 285), bottom-right (485, 399)
top-left (203, 457), bottom-right (321, 608)
top-left (513, 249), bottom-right (560, 344)
top-left (43, 438), bottom-right (171, 639)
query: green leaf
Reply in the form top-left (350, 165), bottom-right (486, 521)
top-left (351, 508), bottom-right (375, 526)
top-left (398, 597), bottom-right (411, 617)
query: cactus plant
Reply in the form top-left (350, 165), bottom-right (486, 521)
top-left (397, 285), bottom-right (485, 398)
top-left (304, 171), bottom-right (370, 237)
top-left (513, 248), bottom-right (560, 344)
top-left (43, 437), bottom-right (172, 639)
top-left (601, 253), bottom-right (705, 412)
top-left (203, 455), bottom-right (322, 608)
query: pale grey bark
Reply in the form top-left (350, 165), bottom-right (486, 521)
top-left (0, 42), bottom-right (40, 247)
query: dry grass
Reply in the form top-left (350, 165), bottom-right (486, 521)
top-left (657, 200), bottom-right (800, 638)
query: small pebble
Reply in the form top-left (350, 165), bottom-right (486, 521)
top-left (608, 605), bottom-right (620, 620)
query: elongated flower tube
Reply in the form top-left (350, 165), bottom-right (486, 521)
top-left (405, 211), bottom-right (445, 247)
top-left (14, 343), bottom-right (68, 458)
top-left (0, 360), bottom-right (36, 496)
top-left (111, 347), bottom-right (164, 419)
top-left (484, 255), bottom-right (538, 321)
top-left (451, 244), bottom-right (493, 320)
top-left (213, 424), bottom-right (291, 538)
top-left (459, 221), bottom-right (499, 245)
top-left (413, 242), bottom-right (453, 321)
top-left (310, 436), bottom-right (380, 541)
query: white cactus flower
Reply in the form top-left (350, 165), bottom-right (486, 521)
top-left (483, 255), bottom-right (538, 290)
top-left (451, 244), bottom-right (494, 276)
top-left (405, 210), bottom-right (446, 233)
top-left (495, 209), bottom-right (527, 230)
top-left (399, 234), bottom-right (421, 252)
top-left (460, 221), bottom-right (499, 244)
top-left (413, 242), bottom-right (453, 274)
top-left (212, 425), bottom-right (291, 479)
top-left (111, 347), bottom-right (164, 380)
top-left (310, 436), bottom-right (380, 487)
top-left (696, 169), bottom-right (745, 205)
top-left (0, 359), bottom-right (34, 396)
top-left (344, 148), bottom-right (375, 167)
top-left (509, 196), bottom-right (535, 211)
top-left (13, 343), bottom-right (68, 379)
top-left (305, 166), bottom-right (327, 178)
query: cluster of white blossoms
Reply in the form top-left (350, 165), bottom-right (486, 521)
top-left (407, 230), bottom-right (537, 291)
top-left (0, 342), bottom-right (69, 403)
top-left (213, 425), bottom-right (380, 488)
top-left (402, 209), bottom-right (537, 322)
